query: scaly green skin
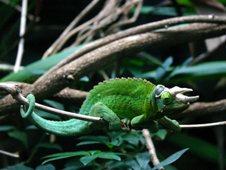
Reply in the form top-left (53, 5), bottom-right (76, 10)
top-left (21, 78), bottom-right (193, 136)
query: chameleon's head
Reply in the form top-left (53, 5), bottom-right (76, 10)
top-left (153, 85), bottom-right (199, 116)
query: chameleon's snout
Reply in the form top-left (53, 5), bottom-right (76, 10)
top-left (168, 86), bottom-right (199, 103)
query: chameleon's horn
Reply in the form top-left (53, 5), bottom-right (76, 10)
top-left (168, 86), bottom-right (193, 95)
top-left (168, 86), bottom-right (199, 103)
top-left (175, 93), bottom-right (199, 103)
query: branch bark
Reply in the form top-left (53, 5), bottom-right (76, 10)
top-left (142, 129), bottom-right (163, 169)
top-left (0, 23), bottom-right (226, 115)
top-left (181, 99), bottom-right (226, 117)
top-left (46, 15), bottom-right (226, 74)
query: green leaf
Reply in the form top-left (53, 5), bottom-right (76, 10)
top-left (35, 110), bottom-right (61, 120)
top-left (97, 152), bottom-right (121, 161)
top-left (8, 130), bottom-right (28, 148)
top-left (138, 52), bottom-right (162, 66)
top-left (36, 143), bottom-right (62, 151)
top-left (167, 133), bottom-right (226, 165)
top-left (151, 129), bottom-right (167, 140)
top-left (125, 159), bottom-right (145, 170)
top-left (35, 164), bottom-right (55, 170)
top-left (168, 61), bottom-right (226, 82)
top-left (42, 151), bottom-right (88, 164)
top-left (76, 141), bottom-right (101, 146)
top-left (78, 135), bottom-right (109, 143)
top-left (139, 61), bottom-right (226, 83)
top-left (122, 131), bottom-right (143, 146)
top-left (0, 46), bottom-right (83, 83)
top-left (177, 0), bottom-right (193, 6)
top-left (135, 152), bottom-right (151, 169)
top-left (43, 100), bottom-right (64, 110)
top-left (64, 159), bottom-right (86, 170)
top-left (152, 148), bottom-right (189, 170)
top-left (140, 6), bottom-right (177, 16)
top-left (6, 163), bottom-right (33, 170)
top-left (156, 56), bottom-right (173, 81)
top-left (0, 125), bottom-right (15, 132)
top-left (80, 155), bottom-right (98, 165)
top-left (80, 151), bottom-right (121, 165)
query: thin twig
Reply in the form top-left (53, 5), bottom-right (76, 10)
top-left (105, 0), bottom-right (143, 34)
top-left (42, 0), bottom-right (101, 58)
top-left (142, 129), bottom-right (164, 170)
top-left (0, 150), bottom-right (19, 158)
top-left (73, 0), bottom-right (142, 45)
top-left (71, 0), bottom-right (119, 46)
top-left (98, 70), bottom-right (109, 80)
top-left (0, 83), bottom-right (103, 123)
top-left (14, 0), bottom-right (27, 73)
top-left (180, 121), bottom-right (226, 129)
top-left (0, 64), bottom-right (23, 72)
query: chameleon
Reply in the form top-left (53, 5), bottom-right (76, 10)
top-left (21, 78), bottom-right (199, 136)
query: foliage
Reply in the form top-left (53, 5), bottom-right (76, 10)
top-left (0, 0), bottom-right (226, 169)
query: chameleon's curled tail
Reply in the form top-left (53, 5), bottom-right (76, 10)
top-left (20, 94), bottom-right (92, 136)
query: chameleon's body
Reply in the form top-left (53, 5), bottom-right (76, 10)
top-left (80, 78), bottom-right (155, 120)
top-left (22, 78), bottom-right (198, 136)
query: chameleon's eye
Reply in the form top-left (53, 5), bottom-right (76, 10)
top-left (155, 85), bottom-right (165, 97)
top-left (161, 91), bottom-right (172, 104)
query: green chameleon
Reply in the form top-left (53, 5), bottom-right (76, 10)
top-left (21, 78), bottom-right (199, 136)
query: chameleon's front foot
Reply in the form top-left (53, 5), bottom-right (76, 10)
top-left (121, 119), bottom-right (131, 130)
top-left (90, 102), bottom-right (121, 130)
top-left (159, 116), bottom-right (181, 132)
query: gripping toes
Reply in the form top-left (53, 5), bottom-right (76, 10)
top-left (90, 102), bottom-right (121, 130)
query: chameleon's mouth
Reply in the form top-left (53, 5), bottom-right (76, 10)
top-left (168, 86), bottom-right (199, 103)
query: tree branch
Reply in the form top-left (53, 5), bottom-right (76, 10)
top-left (0, 23), bottom-right (226, 115)
top-left (0, 83), bottom-right (103, 122)
top-left (142, 129), bottom-right (163, 170)
top-left (0, 82), bottom-right (87, 104)
top-left (52, 88), bottom-right (88, 104)
top-left (180, 121), bottom-right (226, 129)
top-left (181, 99), bottom-right (226, 117)
top-left (46, 15), bottom-right (226, 74)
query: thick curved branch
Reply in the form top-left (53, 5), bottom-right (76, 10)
top-left (52, 88), bottom-right (88, 104)
top-left (181, 99), bottom-right (226, 117)
top-left (0, 82), bottom-right (87, 104)
top-left (32, 23), bottom-right (226, 98)
top-left (0, 23), bottom-right (226, 115)
top-left (46, 15), bottom-right (226, 74)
